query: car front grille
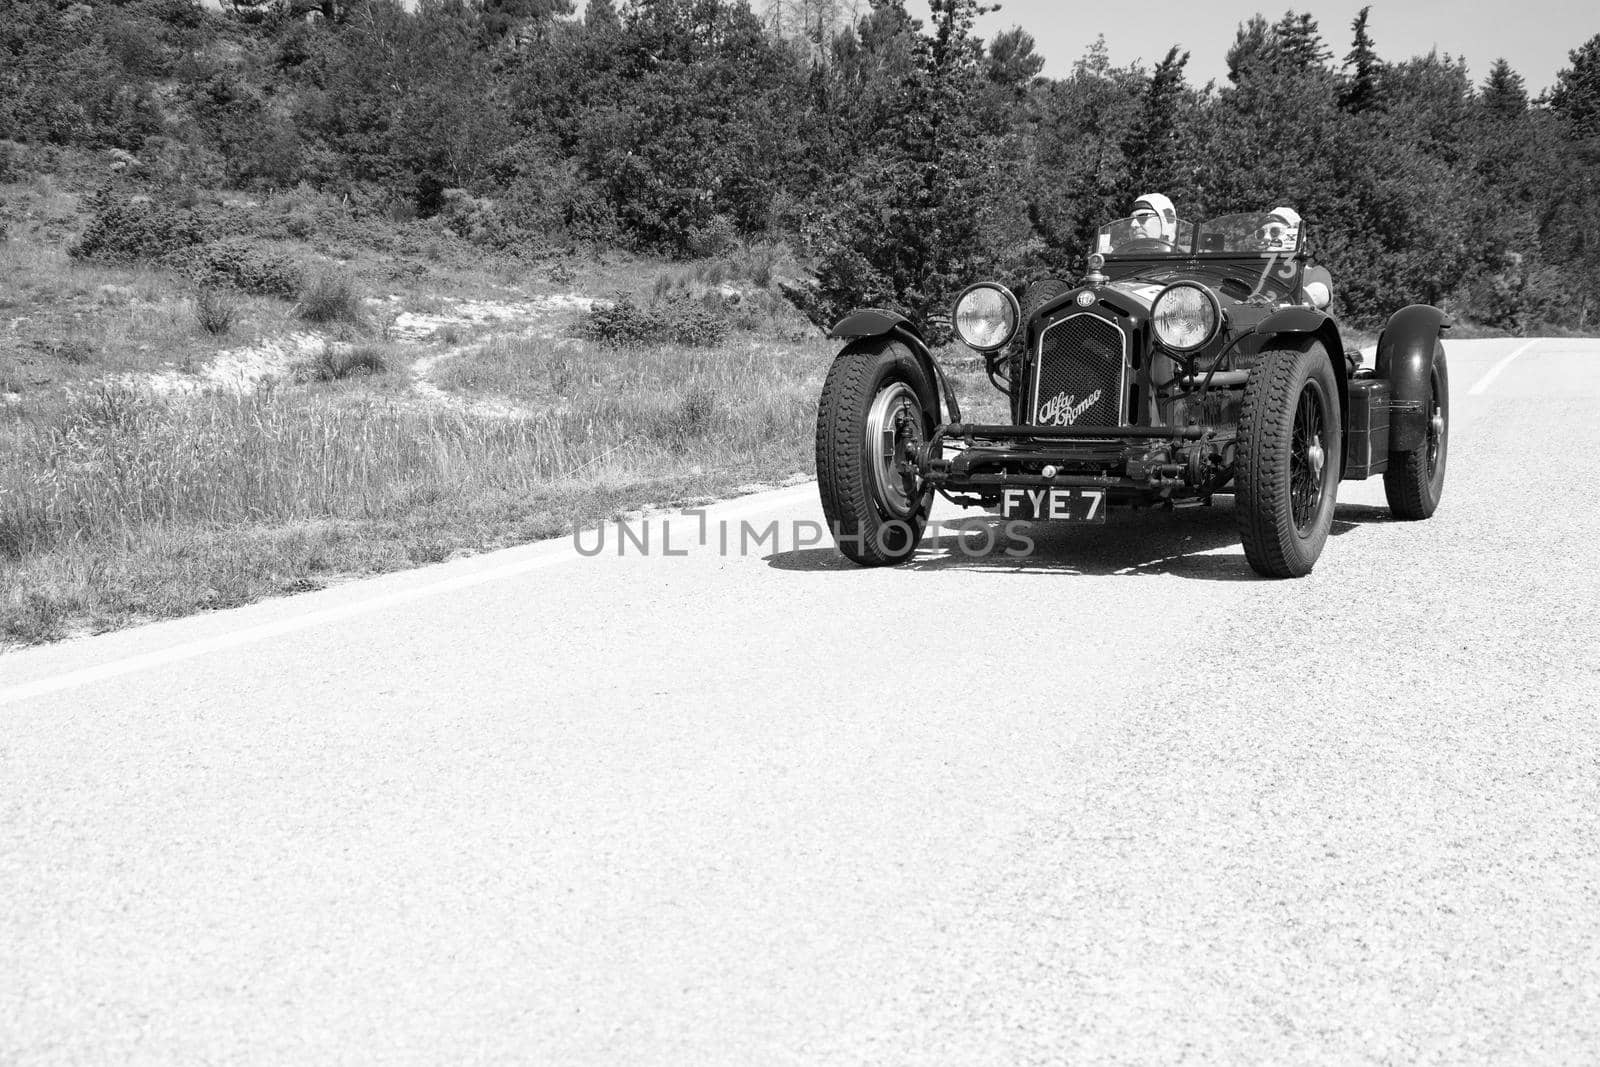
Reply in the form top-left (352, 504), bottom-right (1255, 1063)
top-left (1030, 314), bottom-right (1127, 428)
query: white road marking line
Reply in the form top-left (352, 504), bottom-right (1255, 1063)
top-left (1470, 339), bottom-right (1539, 396)
top-left (1, 485), bottom-right (818, 706)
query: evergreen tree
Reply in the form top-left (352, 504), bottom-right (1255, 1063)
top-left (584, 0), bottom-right (619, 28)
top-left (1225, 14), bottom-right (1270, 84)
top-left (1550, 33), bottom-right (1600, 139)
top-left (1274, 11), bottom-right (1331, 72)
top-left (985, 27), bottom-right (1044, 96)
top-left (1122, 46), bottom-right (1191, 196)
top-left (1546, 34), bottom-right (1600, 327)
top-left (1339, 5), bottom-right (1380, 113)
top-left (805, 0), bottom-right (1005, 324)
top-left (1482, 58), bottom-right (1528, 115)
top-left (1024, 36), bottom-right (1145, 260)
top-left (1228, 11), bottom-right (1329, 84)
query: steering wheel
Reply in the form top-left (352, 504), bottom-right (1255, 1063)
top-left (1117, 238), bottom-right (1176, 253)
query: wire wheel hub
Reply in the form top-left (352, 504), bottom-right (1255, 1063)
top-left (1290, 382), bottom-right (1329, 534)
top-left (865, 382), bottom-right (926, 518)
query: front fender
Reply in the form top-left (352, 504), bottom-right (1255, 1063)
top-left (830, 309), bottom-right (921, 342)
top-left (828, 308), bottom-right (960, 423)
top-left (1257, 306), bottom-right (1349, 463)
top-left (1375, 305), bottom-right (1449, 451)
top-left (1257, 306), bottom-right (1329, 336)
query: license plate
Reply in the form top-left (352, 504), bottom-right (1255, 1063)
top-left (999, 487), bottom-right (1107, 523)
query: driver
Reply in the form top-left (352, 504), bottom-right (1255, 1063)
top-left (1131, 192), bottom-right (1178, 244)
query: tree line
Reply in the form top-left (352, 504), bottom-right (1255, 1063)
top-left (3, 0), bottom-right (1598, 330)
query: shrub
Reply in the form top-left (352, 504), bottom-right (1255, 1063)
top-left (33, 338), bottom-right (95, 364)
top-left (183, 239), bottom-right (303, 297)
top-left (293, 343), bottom-right (388, 382)
top-left (0, 140), bottom-right (29, 182)
top-left (685, 215), bottom-right (739, 258)
top-left (193, 286), bottom-right (241, 336)
top-left (657, 386), bottom-right (718, 450)
top-left (297, 269), bottom-right (364, 325)
top-left (68, 189), bottom-right (205, 263)
top-left (582, 295), bottom-right (730, 348)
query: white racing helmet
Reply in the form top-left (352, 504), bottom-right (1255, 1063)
top-left (1131, 192), bottom-right (1178, 243)
top-left (1259, 206), bottom-right (1302, 251)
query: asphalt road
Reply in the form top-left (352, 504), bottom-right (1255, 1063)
top-left (4, 337), bottom-right (1598, 1064)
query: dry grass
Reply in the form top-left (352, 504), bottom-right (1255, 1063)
top-left (0, 174), bottom-right (986, 648)
top-left (0, 232), bottom-right (292, 393)
top-left (293, 342), bottom-right (391, 382)
top-left (296, 268), bottom-right (366, 326)
top-left (193, 286), bottom-right (242, 336)
top-left (0, 352), bottom-right (826, 643)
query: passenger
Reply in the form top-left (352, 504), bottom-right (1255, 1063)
top-left (1255, 206), bottom-right (1302, 252)
top-left (1257, 206), bottom-right (1334, 308)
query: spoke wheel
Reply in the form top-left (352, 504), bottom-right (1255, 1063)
top-left (1424, 367), bottom-right (1445, 481)
top-left (1289, 383), bottom-right (1329, 534)
top-left (1235, 339), bottom-right (1342, 578)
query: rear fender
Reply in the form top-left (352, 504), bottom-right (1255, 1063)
top-left (1375, 305), bottom-right (1449, 451)
top-left (829, 309), bottom-right (959, 424)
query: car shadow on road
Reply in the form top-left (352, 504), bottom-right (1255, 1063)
top-left (766, 497), bottom-right (1374, 580)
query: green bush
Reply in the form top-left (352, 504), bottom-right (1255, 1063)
top-left (33, 338), bottom-right (96, 364)
top-left (193, 286), bottom-right (241, 336)
top-left (293, 343), bottom-right (388, 382)
top-left (582, 295), bottom-right (730, 348)
top-left (655, 386), bottom-right (719, 451)
top-left (0, 140), bottom-right (29, 182)
top-left (296, 269), bottom-right (365, 326)
top-left (68, 189), bottom-right (205, 263)
top-left (182, 239), bottom-right (303, 297)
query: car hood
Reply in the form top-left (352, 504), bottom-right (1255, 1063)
top-left (1098, 260), bottom-right (1301, 311)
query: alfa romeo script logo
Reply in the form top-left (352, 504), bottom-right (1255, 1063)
top-left (1038, 388), bottom-right (1103, 426)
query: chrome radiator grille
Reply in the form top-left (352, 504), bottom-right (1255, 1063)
top-left (1030, 314), bottom-right (1127, 428)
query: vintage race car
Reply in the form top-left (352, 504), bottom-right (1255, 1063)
top-left (814, 211), bottom-right (1450, 577)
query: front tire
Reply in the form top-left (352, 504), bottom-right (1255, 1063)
top-left (1235, 340), bottom-right (1343, 578)
top-left (1383, 343), bottom-right (1449, 519)
top-left (815, 339), bottom-right (936, 566)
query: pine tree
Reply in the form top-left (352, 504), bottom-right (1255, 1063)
top-left (1339, 5), bottom-right (1380, 113)
top-left (1482, 58), bottom-right (1527, 115)
top-left (1274, 12), bottom-right (1331, 72)
top-left (1228, 10), bottom-right (1330, 83)
top-left (1225, 14), bottom-right (1270, 84)
top-left (1546, 33), bottom-right (1600, 327)
top-left (1551, 33), bottom-right (1600, 139)
top-left (479, 0), bottom-right (574, 41)
top-left (985, 27), bottom-right (1043, 96)
top-left (806, 0), bottom-right (1003, 325)
top-left (585, 0), bottom-right (619, 29)
top-left (1122, 46), bottom-right (1191, 195)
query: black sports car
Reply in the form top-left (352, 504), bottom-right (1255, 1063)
top-left (815, 210), bottom-right (1449, 578)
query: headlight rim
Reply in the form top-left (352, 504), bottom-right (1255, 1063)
top-left (952, 281), bottom-right (1021, 352)
top-left (1151, 281), bottom-right (1223, 353)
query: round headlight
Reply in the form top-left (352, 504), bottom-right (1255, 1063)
top-left (1151, 283), bottom-right (1222, 352)
top-left (953, 283), bottom-right (1019, 351)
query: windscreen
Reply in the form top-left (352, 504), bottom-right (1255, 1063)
top-left (1095, 217), bottom-right (1197, 256)
top-left (1192, 212), bottom-right (1304, 254)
